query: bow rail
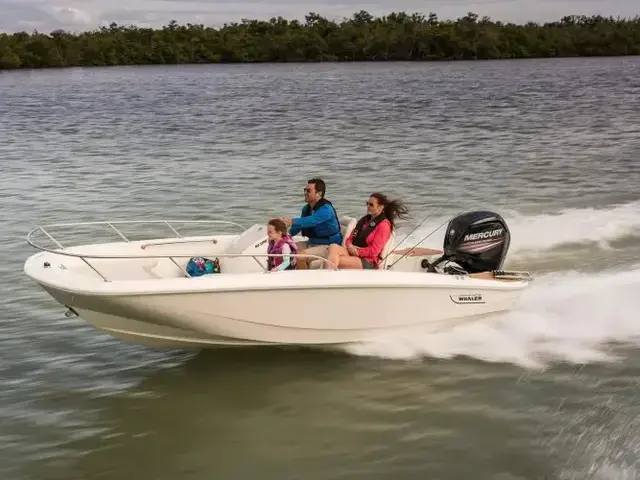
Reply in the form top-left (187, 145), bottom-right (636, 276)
top-left (26, 219), bottom-right (247, 251)
top-left (25, 219), bottom-right (338, 281)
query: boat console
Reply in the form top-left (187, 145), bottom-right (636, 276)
top-left (217, 224), bottom-right (270, 274)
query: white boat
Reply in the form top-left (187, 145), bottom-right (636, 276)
top-left (23, 211), bottom-right (533, 349)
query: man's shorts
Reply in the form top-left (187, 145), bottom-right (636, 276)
top-left (296, 241), bottom-right (331, 269)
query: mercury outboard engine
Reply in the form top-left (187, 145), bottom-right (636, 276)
top-left (426, 211), bottom-right (511, 274)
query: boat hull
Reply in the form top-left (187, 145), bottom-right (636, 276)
top-left (33, 269), bottom-right (527, 349)
top-left (66, 307), bottom-right (499, 350)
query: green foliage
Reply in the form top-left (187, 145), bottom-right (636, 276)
top-left (1, 11), bottom-right (639, 70)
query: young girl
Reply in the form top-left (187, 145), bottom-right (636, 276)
top-left (266, 219), bottom-right (298, 272)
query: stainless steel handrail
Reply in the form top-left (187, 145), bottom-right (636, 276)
top-left (28, 249), bottom-right (338, 281)
top-left (139, 238), bottom-right (221, 249)
top-left (26, 219), bottom-right (247, 251)
top-left (25, 219), bottom-right (338, 281)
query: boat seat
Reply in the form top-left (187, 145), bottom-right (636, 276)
top-left (93, 258), bottom-right (164, 281)
top-left (339, 216), bottom-right (357, 247)
top-left (379, 229), bottom-right (396, 270)
top-left (147, 258), bottom-right (186, 279)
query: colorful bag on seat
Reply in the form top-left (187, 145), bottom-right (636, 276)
top-left (186, 256), bottom-right (221, 277)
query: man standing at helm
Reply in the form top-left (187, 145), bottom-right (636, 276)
top-left (281, 178), bottom-right (343, 269)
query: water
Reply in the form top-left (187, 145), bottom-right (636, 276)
top-left (1, 57), bottom-right (639, 480)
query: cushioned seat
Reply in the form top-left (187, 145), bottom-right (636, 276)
top-left (147, 258), bottom-right (187, 278)
top-left (339, 216), bottom-right (357, 246)
top-left (378, 229), bottom-right (396, 270)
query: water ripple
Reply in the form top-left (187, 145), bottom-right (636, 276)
top-left (0, 58), bottom-right (639, 479)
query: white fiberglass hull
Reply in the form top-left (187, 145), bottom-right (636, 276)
top-left (25, 251), bottom-right (529, 349)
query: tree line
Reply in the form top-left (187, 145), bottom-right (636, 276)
top-left (1, 11), bottom-right (639, 70)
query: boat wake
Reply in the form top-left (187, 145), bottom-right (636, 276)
top-left (344, 264), bottom-right (640, 368)
top-left (346, 200), bottom-right (640, 369)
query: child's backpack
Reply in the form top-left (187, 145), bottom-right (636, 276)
top-left (185, 256), bottom-right (221, 277)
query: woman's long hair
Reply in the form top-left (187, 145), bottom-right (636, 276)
top-left (369, 192), bottom-right (409, 230)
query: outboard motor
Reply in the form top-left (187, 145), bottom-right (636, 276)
top-left (427, 211), bottom-right (511, 274)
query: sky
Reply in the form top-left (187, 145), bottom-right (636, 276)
top-left (0, 0), bottom-right (637, 34)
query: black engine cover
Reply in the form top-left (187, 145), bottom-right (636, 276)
top-left (437, 211), bottom-right (511, 274)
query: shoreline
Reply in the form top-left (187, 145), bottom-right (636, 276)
top-left (1, 11), bottom-right (639, 71)
top-left (2, 55), bottom-right (639, 74)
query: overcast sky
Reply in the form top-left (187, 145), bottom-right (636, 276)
top-left (1, 0), bottom-right (637, 34)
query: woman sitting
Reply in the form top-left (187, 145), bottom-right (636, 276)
top-left (325, 193), bottom-right (409, 270)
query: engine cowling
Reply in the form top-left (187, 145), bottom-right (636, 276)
top-left (429, 211), bottom-right (511, 274)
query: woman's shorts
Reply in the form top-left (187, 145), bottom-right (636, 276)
top-left (361, 258), bottom-right (376, 269)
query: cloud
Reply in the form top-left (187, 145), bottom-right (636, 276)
top-left (54, 7), bottom-right (92, 26)
top-left (0, 1), bottom-right (93, 32)
top-left (0, 0), bottom-right (637, 33)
